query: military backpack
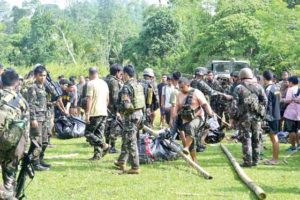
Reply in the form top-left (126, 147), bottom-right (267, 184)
top-left (241, 83), bottom-right (266, 118)
top-left (0, 89), bottom-right (27, 151)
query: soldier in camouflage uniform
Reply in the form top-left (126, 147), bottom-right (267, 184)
top-left (140, 68), bottom-right (159, 127)
top-left (230, 68), bottom-right (267, 167)
top-left (206, 71), bottom-right (231, 126)
top-left (26, 65), bottom-right (51, 171)
top-left (105, 63), bottom-right (123, 153)
top-left (114, 65), bottom-right (145, 174)
top-left (0, 69), bottom-right (28, 200)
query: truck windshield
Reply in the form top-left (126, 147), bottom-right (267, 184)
top-left (213, 62), bottom-right (250, 73)
top-left (212, 62), bottom-right (231, 73)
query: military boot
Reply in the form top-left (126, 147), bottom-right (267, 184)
top-left (114, 161), bottom-right (126, 171)
top-left (33, 159), bottom-right (49, 171)
top-left (109, 142), bottom-right (118, 154)
top-left (101, 143), bottom-right (110, 157)
top-left (126, 168), bottom-right (140, 175)
top-left (89, 153), bottom-right (102, 161)
top-left (40, 145), bottom-right (51, 168)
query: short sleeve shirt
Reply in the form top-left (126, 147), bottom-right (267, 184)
top-left (87, 78), bottom-right (109, 117)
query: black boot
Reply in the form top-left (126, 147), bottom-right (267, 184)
top-left (40, 145), bottom-right (51, 168)
top-left (33, 159), bottom-right (49, 171)
top-left (109, 142), bottom-right (118, 154)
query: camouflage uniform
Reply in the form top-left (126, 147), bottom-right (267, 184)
top-left (207, 78), bottom-right (231, 125)
top-left (105, 75), bottom-right (123, 148)
top-left (27, 81), bottom-right (49, 167)
top-left (117, 79), bottom-right (144, 170)
top-left (190, 79), bottom-right (221, 97)
top-left (140, 79), bottom-right (159, 127)
top-left (231, 81), bottom-right (267, 166)
top-left (85, 116), bottom-right (107, 158)
top-left (0, 89), bottom-right (28, 200)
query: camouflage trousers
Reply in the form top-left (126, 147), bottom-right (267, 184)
top-left (85, 116), bottom-right (107, 155)
top-left (239, 120), bottom-right (262, 165)
top-left (30, 120), bottom-right (49, 161)
top-left (117, 110), bottom-right (143, 169)
top-left (0, 159), bottom-right (18, 199)
top-left (105, 119), bottom-right (122, 146)
top-left (211, 100), bottom-right (229, 126)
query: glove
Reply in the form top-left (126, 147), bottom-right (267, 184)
top-left (208, 116), bottom-right (220, 130)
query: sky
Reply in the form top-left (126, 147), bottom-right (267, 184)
top-left (8, 0), bottom-right (167, 8)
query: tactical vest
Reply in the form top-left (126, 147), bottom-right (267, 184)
top-left (178, 89), bottom-right (199, 121)
top-left (0, 89), bottom-right (28, 151)
top-left (129, 81), bottom-right (146, 110)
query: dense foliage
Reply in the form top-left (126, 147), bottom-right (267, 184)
top-left (0, 0), bottom-right (299, 76)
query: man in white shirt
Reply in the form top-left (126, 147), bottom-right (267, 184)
top-left (85, 67), bottom-right (110, 160)
top-left (161, 75), bottom-right (175, 126)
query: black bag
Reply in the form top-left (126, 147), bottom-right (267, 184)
top-left (55, 116), bottom-right (86, 139)
top-left (204, 128), bottom-right (225, 144)
top-left (138, 131), bottom-right (179, 164)
top-left (138, 134), bottom-right (154, 164)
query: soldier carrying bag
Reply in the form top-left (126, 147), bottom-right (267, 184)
top-left (0, 90), bottom-right (27, 151)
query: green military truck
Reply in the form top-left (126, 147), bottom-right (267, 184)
top-left (207, 59), bottom-right (251, 78)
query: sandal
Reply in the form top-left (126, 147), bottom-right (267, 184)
top-left (264, 159), bottom-right (279, 165)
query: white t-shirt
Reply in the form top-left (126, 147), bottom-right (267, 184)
top-left (86, 78), bottom-right (109, 117)
top-left (162, 85), bottom-right (175, 109)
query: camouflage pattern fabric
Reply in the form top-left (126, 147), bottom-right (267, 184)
top-left (117, 79), bottom-right (145, 169)
top-left (117, 110), bottom-right (143, 169)
top-left (0, 89), bottom-right (28, 200)
top-left (230, 81), bottom-right (267, 165)
top-left (84, 116), bottom-right (107, 156)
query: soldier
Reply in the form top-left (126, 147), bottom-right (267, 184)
top-left (140, 68), bottom-right (159, 127)
top-left (230, 71), bottom-right (240, 95)
top-left (84, 67), bottom-right (110, 160)
top-left (0, 69), bottom-right (28, 200)
top-left (26, 65), bottom-right (51, 171)
top-left (230, 68), bottom-right (267, 167)
top-left (105, 63), bottom-right (123, 154)
top-left (114, 65), bottom-right (145, 174)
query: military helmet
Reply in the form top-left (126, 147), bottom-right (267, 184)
top-left (195, 67), bottom-right (207, 76)
top-left (143, 68), bottom-right (154, 77)
top-left (239, 68), bottom-right (253, 79)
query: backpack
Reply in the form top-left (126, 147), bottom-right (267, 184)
top-left (129, 81), bottom-right (146, 110)
top-left (178, 89), bottom-right (199, 121)
top-left (140, 80), bottom-right (159, 111)
top-left (241, 83), bottom-right (266, 118)
top-left (0, 89), bottom-right (27, 151)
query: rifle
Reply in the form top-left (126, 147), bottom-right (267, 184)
top-left (16, 142), bottom-right (37, 199)
top-left (107, 109), bottom-right (123, 130)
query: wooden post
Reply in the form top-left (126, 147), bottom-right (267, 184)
top-left (143, 126), bottom-right (212, 179)
top-left (220, 144), bottom-right (266, 200)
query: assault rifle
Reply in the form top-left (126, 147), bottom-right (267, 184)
top-left (16, 141), bottom-right (37, 199)
top-left (107, 110), bottom-right (123, 130)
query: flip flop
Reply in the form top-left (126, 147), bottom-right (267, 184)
top-left (264, 159), bottom-right (279, 165)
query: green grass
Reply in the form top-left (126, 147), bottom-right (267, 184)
top-left (14, 135), bottom-right (299, 200)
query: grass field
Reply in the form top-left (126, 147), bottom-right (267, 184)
top-left (18, 134), bottom-right (300, 200)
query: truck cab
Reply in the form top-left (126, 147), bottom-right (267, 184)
top-left (208, 60), bottom-right (250, 78)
